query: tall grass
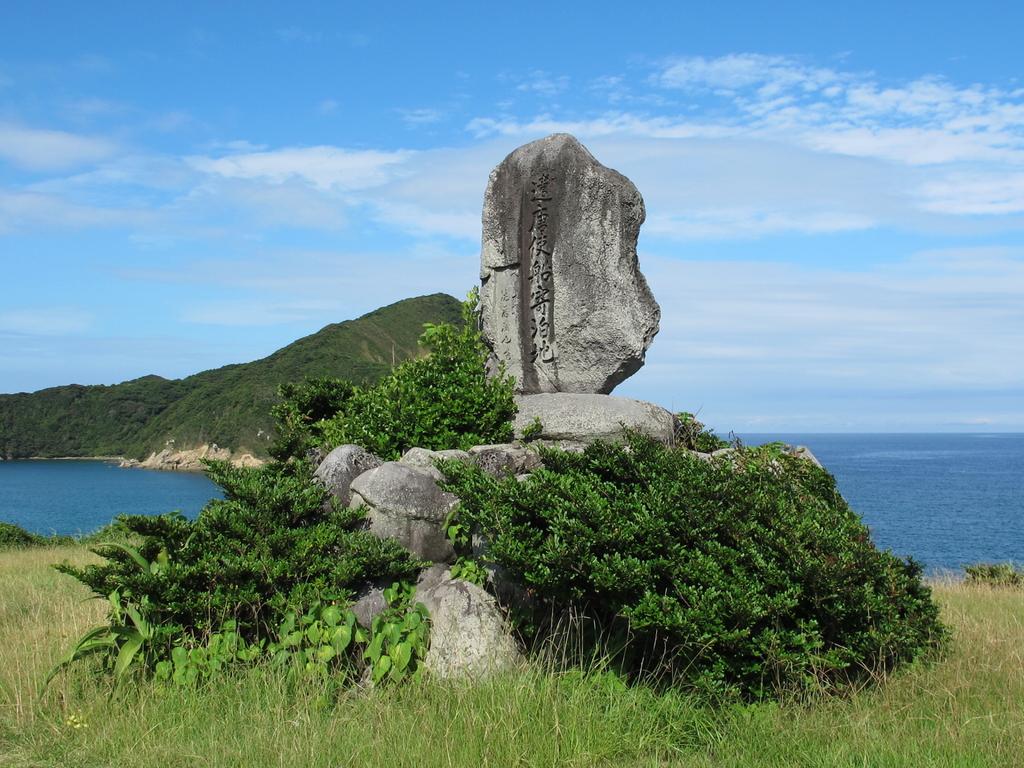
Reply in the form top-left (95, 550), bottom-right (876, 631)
top-left (2, 547), bottom-right (1022, 767)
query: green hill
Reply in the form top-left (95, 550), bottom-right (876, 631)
top-left (0, 294), bottom-right (462, 460)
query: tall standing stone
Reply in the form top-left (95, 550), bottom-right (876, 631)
top-left (479, 133), bottom-right (660, 394)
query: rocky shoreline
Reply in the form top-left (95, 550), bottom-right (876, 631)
top-left (119, 444), bottom-right (265, 472)
top-left (8, 447), bottom-right (265, 472)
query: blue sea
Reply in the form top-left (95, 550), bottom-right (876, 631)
top-left (0, 460), bottom-right (219, 537)
top-left (1, 435), bottom-right (1022, 572)
top-left (745, 434), bottom-right (1024, 573)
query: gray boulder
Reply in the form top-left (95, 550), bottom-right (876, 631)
top-left (349, 463), bottom-right (457, 563)
top-left (787, 445), bottom-right (823, 468)
top-left (415, 563), bottom-right (452, 593)
top-left (350, 586), bottom-right (387, 629)
top-left (418, 577), bottom-right (523, 679)
top-left (399, 447), bottom-right (471, 481)
top-left (514, 393), bottom-right (675, 445)
top-left (479, 133), bottom-right (660, 395)
top-left (314, 445), bottom-right (382, 507)
top-left (468, 443), bottom-right (543, 478)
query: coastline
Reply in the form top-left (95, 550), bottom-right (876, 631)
top-left (18, 456), bottom-right (123, 462)
top-left (10, 445), bottom-right (265, 473)
top-left (119, 444), bottom-right (265, 473)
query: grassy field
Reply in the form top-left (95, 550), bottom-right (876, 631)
top-left (1, 545), bottom-right (1021, 767)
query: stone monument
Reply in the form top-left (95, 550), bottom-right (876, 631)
top-left (478, 133), bottom-right (660, 395)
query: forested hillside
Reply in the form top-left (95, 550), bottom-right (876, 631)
top-left (0, 294), bottom-right (462, 460)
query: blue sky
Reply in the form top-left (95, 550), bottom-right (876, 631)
top-left (2, 2), bottom-right (1023, 431)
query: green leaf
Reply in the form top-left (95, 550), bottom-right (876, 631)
top-left (393, 641), bottom-right (412, 672)
top-left (331, 625), bottom-right (352, 654)
top-left (154, 660), bottom-right (172, 681)
top-left (43, 625), bottom-right (116, 690)
top-left (279, 611), bottom-right (296, 637)
top-left (372, 654), bottom-right (392, 683)
top-left (113, 631), bottom-right (145, 682)
top-left (364, 633), bottom-right (384, 663)
top-left (316, 645), bottom-right (337, 663)
top-left (100, 543), bottom-right (152, 575)
top-left (124, 603), bottom-right (151, 639)
top-left (321, 606), bottom-right (342, 627)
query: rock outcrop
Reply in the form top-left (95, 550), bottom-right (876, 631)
top-left (478, 133), bottom-right (660, 395)
top-left (315, 445), bottom-right (382, 507)
top-left (349, 462), bottom-right (458, 563)
top-left (468, 443), bottom-right (543, 478)
top-left (120, 444), bottom-right (264, 472)
top-left (513, 393), bottom-right (676, 445)
top-left (398, 447), bottom-right (471, 481)
top-left (417, 576), bottom-right (523, 679)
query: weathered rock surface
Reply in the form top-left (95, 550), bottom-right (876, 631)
top-left (415, 563), bottom-right (452, 594)
top-left (350, 586), bottom-right (387, 629)
top-left (786, 445), bottom-right (823, 468)
top-left (349, 462), bottom-right (457, 563)
top-left (418, 577), bottom-right (523, 679)
top-left (514, 393), bottom-right (675, 445)
top-left (468, 443), bottom-right (543, 478)
top-left (479, 133), bottom-right (660, 395)
top-left (399, 447), bottom-right (471, 480)
top-left (315, 445), bottom-right (382, 507)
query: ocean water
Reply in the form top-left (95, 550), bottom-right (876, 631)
top-left (1, 435), bottom-right (1022, 572)
top-left (0, 460), bottom-right (220, 537)
top-left (745, 433), bottom-right (1024, 572)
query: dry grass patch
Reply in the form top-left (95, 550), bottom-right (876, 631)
top-left (0, 545), bottom-right (104, 733)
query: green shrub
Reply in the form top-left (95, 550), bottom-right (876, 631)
top-left (440, 434), bottom-right (945, 699)
top-left (269, 377), bottom-right (357, 461)
top-left (0, 521), bottom-right (72, 548)
top-left (0, 521), bottom-right (46, 549)
top-left (58, 459), bottom-right (422, 647)
top-left (78, 517), bottom-right (139, 545)
top-left (674, 412), bottom-right (729, 452)
top-left (320, 290), bottom-right (516, 460)
top-left (965, 563), bottom-right (1023, 587)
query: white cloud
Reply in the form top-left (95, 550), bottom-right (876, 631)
top-left (149, 111), bottom-right (193, 132)
top-left (917, 172), bottom-right (1024, 215)
top-left (0, 123), bottom-right (117, 171)
top-left (0, 190), bottom-right (148, 233)
top-left (652, 54), bottom-right (1024, 169)
top-left (616, 248), bottom-right (1024, 428)
top-left (186, 146), bottom-right (412, 191)
top-left (466, 113), bottom-right (733, 140)
top-left (657, 53), bottom-right (841, 95)
top-left (7, 53), bottom-right (1024, 249)
top-left (399, 108), bottom-right (444, 126)
top-left (0, 307), bottom-right (94, 335)
top-left (645, 209), bottom-right (875, 239)
top-left (513, 70), bottom-right (570, 97)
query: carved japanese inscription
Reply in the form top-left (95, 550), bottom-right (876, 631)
top-left (525, 172), bottom-right (555, 367)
